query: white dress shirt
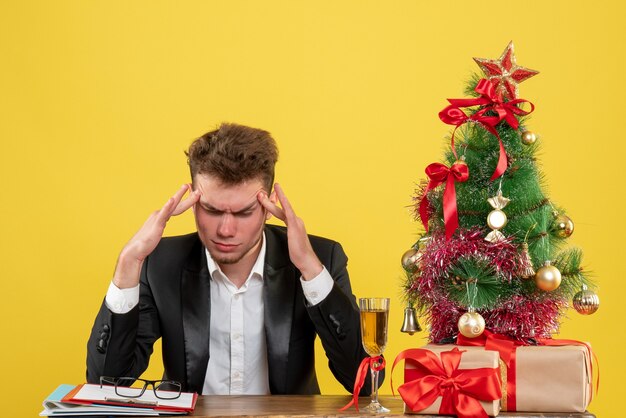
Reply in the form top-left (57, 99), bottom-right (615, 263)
top-left (202, 237), bottom-right (268, 395)
top-left (105, 232), bottom-right (334, 395)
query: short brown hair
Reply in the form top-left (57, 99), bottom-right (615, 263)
top-left (186, 123), bottom-right (278, 190)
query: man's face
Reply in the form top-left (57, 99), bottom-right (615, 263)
top-left (193, 174), bottom-right (271, 266)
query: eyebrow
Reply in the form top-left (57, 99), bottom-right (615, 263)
top-left (199, 200), bottom-right (259, 215)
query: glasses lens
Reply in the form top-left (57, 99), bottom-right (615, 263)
top-left (115, 377), bottom-right (145, 398)
top-left (154, 381), bottom-right (182, 399)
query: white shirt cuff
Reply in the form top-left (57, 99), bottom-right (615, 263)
top-left (105, 281), bottom-right (140, 314)
top-left (300, 266), bottom-right (334, 306)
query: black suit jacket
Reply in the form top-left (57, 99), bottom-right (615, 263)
top-left (87, 225), bottom-right (379, 394)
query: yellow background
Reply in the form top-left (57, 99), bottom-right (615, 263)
top-left (1, 1), bottom-right (623, 416)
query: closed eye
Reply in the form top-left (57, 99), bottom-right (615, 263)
top-left (234, 210), bottom-right (255, 218)
top-left (200, 204), bottom-right (259, 217)
top-left (202, 206), bottom-right (224, 216)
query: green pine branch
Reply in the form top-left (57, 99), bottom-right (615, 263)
top-left (552, 248), bottom-right (592, 297)
top-left (444, 256), bottom-right (512, 309)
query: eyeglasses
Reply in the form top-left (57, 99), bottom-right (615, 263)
top-left (99, 376), bottom-right (182, 400)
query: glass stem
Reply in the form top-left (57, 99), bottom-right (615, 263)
top-left (370, 364), bottom-right (380, 405)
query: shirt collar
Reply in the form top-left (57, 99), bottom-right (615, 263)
top-left (205, 232), bottom-right (266, 283)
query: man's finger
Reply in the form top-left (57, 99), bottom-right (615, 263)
top-left (156, 184), bottom-right (190, 222)
top-left (172, 189), bottom-right (200, 216)
top-left (155, 197), bottom-right (177, 224)
top-left (164, 184), bottom-right (189, 213)
top-left (258, 192), bottom-right (286, 221)
top-left (172, 184), bottom-right (190, 204)
top-left (274, 183), bottom-right (296, 220)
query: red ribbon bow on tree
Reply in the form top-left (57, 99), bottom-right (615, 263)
top-left (339, 356), bottom-right (385, 412)
top-left (439, 78), bottom-right (535, 181)
top-left (391, 348), bottom-right (501, 418)
top-left (419, 161), bottom-right (469, 240)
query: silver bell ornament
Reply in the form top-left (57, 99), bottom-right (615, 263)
top-left (400, 302), bottom-right (422, 335)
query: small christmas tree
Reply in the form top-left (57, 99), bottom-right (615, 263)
top-left (402, 42), bottom-right (600, 343)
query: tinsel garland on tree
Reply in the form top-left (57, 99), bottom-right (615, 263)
top-left (402, 42), bottom-right (598, 343)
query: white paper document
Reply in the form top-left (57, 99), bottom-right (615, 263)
top-left (74, 383), bottom-right (195, 409)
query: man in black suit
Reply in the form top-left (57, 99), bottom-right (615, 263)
top-left (87, 123), bottom-right (377, 395)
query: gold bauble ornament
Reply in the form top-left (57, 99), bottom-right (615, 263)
top-left (573, 285), bottom-right (600, 315)
top-left (535, 261), bottom-right (562, 292)
top-left (520, 131), bottom-right (537, 145)
top-left (552, 214), bottom-right (575, 238)
top-left (454, 157), bottom-right (468, 167)
top-left (457, 309), bottom-right (486, 338)
top-left (401, 248), bottom-right (421, 271)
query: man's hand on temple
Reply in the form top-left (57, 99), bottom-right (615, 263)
top-left (113, 184), bottom-right (200, 289)
top-left (258, 183), bottom-right (323, 280)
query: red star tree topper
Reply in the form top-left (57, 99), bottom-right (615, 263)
top-left (473, 41), bottom-right (539, 100)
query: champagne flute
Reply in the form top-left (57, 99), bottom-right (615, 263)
top-left (359, 297), bottom-right (390, 413)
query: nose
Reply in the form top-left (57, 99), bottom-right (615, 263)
top-left (217, 213), bottom-right (236, 237)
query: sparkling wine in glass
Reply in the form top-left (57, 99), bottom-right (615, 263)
top-left (359, 297), bottom-right (390, 413)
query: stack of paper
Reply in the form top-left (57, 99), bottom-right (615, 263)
top-left (40, 384), bottom-right (197, 416)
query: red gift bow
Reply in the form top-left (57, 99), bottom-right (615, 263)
top-left (439, 78), bottom-right (535, 181)
top-left (391, 347), bottom-right (502, 418)
top-left (339, 356), bottom-right (385, 412)
top-left (457, 330), bottom-right (523, 411)
top-left (419, 161), bottom-right (469, 240)
top-left (457, 330), bottom-right (599, 411)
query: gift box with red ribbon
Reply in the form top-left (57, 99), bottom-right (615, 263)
top-left (500, 344), bottom-right (592, 412)
top-left (392, 345), bottom-right (501, 418)
top-left (455, 332), bottom-right (595, 413)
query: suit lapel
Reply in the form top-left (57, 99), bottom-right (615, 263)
top-left (263, 226), bottom-right (295, 393)
top-left (181, 239), bottom-right (211, 394)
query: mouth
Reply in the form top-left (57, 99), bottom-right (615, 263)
top-left (212, 241), bottom-right (240, 252)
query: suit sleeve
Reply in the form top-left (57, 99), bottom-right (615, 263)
top-left (305, 242), bottom-right (384, 395)
top-left (86, 260), bottom-right (160, 383)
